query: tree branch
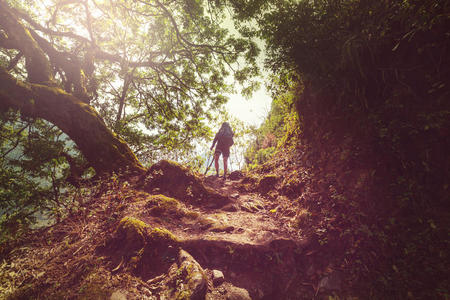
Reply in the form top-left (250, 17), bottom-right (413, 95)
top-left (115, 68), bottom-right (136, 125)
top-left (82, 0), bottom-right (96, 44)
top-left (27, 29), bottom-right (90, 102)
top-left (11, 5), bottom-right (92, 44)
top-left (153, 0), bottom-right (226, 52)
top-left (0, 67), bottom-right (144, 174)
top-left (0, 0), bottom-right (53, 83)
top-left (0, 122), bottom-right (29, 160)
top-left (7, 51), bottom-right (23, 71)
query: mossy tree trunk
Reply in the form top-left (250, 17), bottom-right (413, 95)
top-left (0, 0), bottom-right (144, 174)
top-left (0, 68), bottom-right (144, 174)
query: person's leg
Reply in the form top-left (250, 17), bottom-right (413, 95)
top-left (214, 152), bottom-right (220, 176)
top-left (222, 146), bottom-right (230, 178)
top-left (223, 155), bottom-right (228, 178)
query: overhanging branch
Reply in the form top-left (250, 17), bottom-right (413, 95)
top-left (0, 67), bottom-right (144, 174)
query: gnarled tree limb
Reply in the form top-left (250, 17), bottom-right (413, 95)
top-left (0, 0), bottom-right (53, 84)
top-left (0, 67), bottom-right (144, 174)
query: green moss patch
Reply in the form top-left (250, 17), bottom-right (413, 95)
top-left (116, 216), bottom-right (148, 249)
top-left (101, 216), bottom-right (181, 280)
top-left (144, 194), bottom-right (200, 222)
top-left (148, 227), bottom-right (178, 245)
top-left (146, 194), bottom-right (183, 217)
top-left (140, 160), bottom-right (230, 207)
top-left (129, 224), bottom-right (179, 280)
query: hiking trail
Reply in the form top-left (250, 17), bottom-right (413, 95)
top-left (0, 160), bottom-right (326, 300)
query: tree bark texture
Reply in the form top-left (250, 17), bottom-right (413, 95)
top-left (0, 1), bottom-right (52, 83)
top-left (0, 68), bottom-right (145, 174)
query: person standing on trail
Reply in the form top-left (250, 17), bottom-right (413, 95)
top-left (210, 122), bottom-right (234, 179)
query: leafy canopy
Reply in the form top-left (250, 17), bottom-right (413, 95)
top-left (0, 0), bottom-right (260, 237)
top-left (2, 0), bottom-right (259, 160)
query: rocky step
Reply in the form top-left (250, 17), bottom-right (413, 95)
top-left (181, 237), bottom-right (306, 299)
top-left (100, 216), bottom-right (310, 299)
top-left (122, 193), bottom-right (293, 248)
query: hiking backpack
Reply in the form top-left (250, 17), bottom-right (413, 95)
top-left (218, 126), bottom-right (234, 147)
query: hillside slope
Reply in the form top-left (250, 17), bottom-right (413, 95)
top-left (1, 160), bottom-right (341, 300)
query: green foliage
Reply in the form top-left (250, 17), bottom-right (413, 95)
top-left (0, 0), bottom-right (259, 163)
top-left (0, 0), bottom-right (261, 235)
top-left (0, 111), bottom-right (80, 242)
top-left (245, 146), bottom-right (275, 169)
top-left (233, 0), bottom-right (449, 297)
top-left (256, 0), bottom-right (449, 110)
top-left (245, 73), bottom-right (300, 168)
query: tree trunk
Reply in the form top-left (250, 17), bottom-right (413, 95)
top-left (0, 68), bottom-right (145, 174)
top-left (0, 0), bottom-right (144, 175)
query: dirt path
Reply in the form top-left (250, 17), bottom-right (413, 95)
top-left (121, 172), bottom-right (310, 298)
top-left (129, 174), bottom-right (301, 247)
top-left (189, 176), bottom-right (296, 245)
top-left (0, 166), bottom-right (316, 300)
top-left (161, 175), bottom-right (308, 299)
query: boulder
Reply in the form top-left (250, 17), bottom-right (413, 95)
top-left (101, 217), bottom-right (179, 278)
top-left (145, 194), bottom-right (183, 217)
top-left (141, 160), bottom-right (230, 207)
top-left (226, 286), bottom-right (252, 300)
top-left (110, 216), bottom-right (148, 255)
top-left (212, 269), bottom-right (225, 286)
top-left (162, 249), bottom-right (208, 300)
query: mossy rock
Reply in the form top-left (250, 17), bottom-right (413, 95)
top-left (137, 227), bottom-right (179, 280)
top-left (146, 194), bottom-right (182, 217)
top-left (115, 216), bottom-right (148, 252)
top-left (144, 194), bottom-right (200, 221)
top-left (140, 160), bottom-right (229, 207)
top-left (102, 216), bottom-right (180, 279)
top-left (148, 227), bottom-right (178, 245)
top-left (162, 249), bottom-right (207, 300)
top-left (99, 217), bottom-right (149, 273)
top-left (115, 216), bottom-right (178, 249)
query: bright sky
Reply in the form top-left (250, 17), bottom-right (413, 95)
top-left (225, 84), bottom-right (272, 127)
top-left (219, 11), bottom-right (273, 128)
